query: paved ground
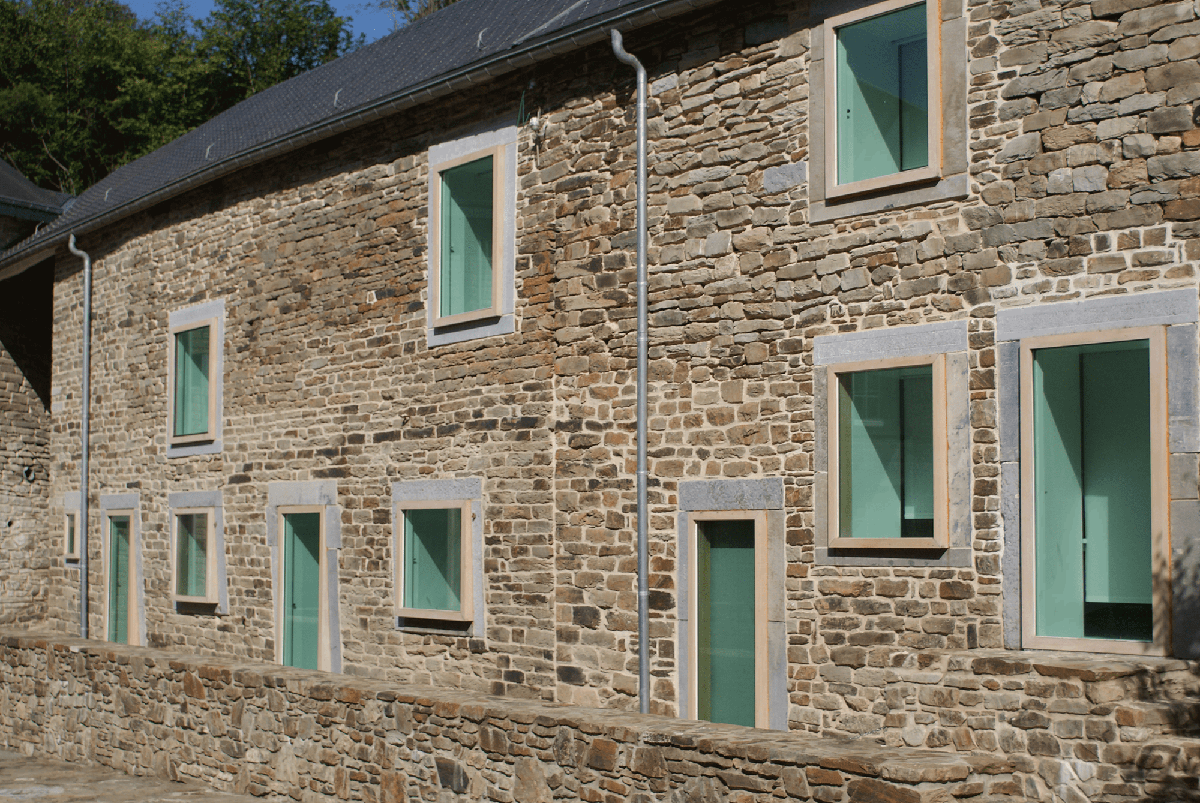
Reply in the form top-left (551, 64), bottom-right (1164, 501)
top-left (0, 752), bottom-right (258, 803)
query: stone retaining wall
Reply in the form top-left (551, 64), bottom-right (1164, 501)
top-left (0, 632), bottom-right (1021, 803)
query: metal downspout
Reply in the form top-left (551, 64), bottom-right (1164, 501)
top-left (610, 28), bottom-right (650, 716)
top-left (67, 234), bottom-right (90, 639)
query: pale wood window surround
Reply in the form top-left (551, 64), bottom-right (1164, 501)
top-left (822, 0), bottom-right (942, 200)
top-left (826, 353), bottom-right (949, 551)
top-left (686, 510), bottom-right (770, 729)
top-left (274, 505), bottom-right (332, 672)
top-left (429, 144), bottom-right (505, 328)
top-left (64, 511), bottom-right (78, 561)
top-left (1019, 326), bottom-right (1170, 656)
top-left (167, 317), bottom-right (219, 446)
top-left (171, 508), bottom-right (219, 605)
top-left (103, 508), bottom-right (140, 647)
top-left (394, 499), bottom-right (475, 623)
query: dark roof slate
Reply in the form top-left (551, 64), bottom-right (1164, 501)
top-left (0, 0), bottom-right (714, 270)
top-left (0, 159), bottom-right (72, 219)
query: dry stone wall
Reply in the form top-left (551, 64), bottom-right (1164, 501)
top-left (0, 632), bottom-right (1023, 803)
top-left (18, 0), bottom-right (1200, 743)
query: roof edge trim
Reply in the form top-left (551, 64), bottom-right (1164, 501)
top-left (0, 0), bottom-right (722, 270)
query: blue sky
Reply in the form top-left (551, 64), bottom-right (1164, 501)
top-left (121, 0), bottom-right (402, 44)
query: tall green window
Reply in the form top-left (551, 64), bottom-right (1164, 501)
top-left (835, 2), bottom-right (929, 185)
top-left (107, 515), bottom-right (131, 644)
top-left (282, 511), bottom-right (321, 670)
top-left (438, 156), bottom-right (494, 321)
top-left (1032, 340), bottom-right (1152, 642)
top-left (175, 512), bottom-right (209, 600)
top-left (837, 364), bottom-right (935, 540)
top-left (402, 508), bottom-right (462, 614)
top-left (696, 520), bottom-right (756, 727)
top-left (173, 325), bottom-right (211, 439)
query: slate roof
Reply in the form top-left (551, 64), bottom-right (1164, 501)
top-left (0, 0), bottom-right (720, 273)
top-left (0, 159), bottom-right (72, 222)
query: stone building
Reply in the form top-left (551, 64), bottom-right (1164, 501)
top-left (2, 0), bottom-right (1199, 784)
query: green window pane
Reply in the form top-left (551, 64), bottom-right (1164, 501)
top-left (439, 157), bottom-right (494, 318)
top-left (838, 365), bottom-right (934, 539)
top-left (1033, 340), bottom-right (1152, 641)
top-left (403, 508), bottom-right (462, 612)
top-left (108, 516), bottom-right (130, 644)
top-left (175, 513), bottom-right (208, 598)
top-left (696, 520), bottom-right (755, 727)
top-left (836, 2), bottom-right (928, 185)
top-left (174, 326), bottom-right (210, 437)
top-left (283, 512), bottom-right (321, 669)
top-left (66, 514), bottom-right (75, 555)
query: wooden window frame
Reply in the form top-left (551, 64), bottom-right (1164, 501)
top-left (1019, 326), bottom-right (1170, 655)
top-left (167, 317), bottom-right (219, 445)
top-left (171, 507), bottom-right (219, 605)
top-left (686, 510), bottom-right (769, 729)
top-left (64, 511), bottom-right (79, 561)
top-left (822, 0), bottom-right (942, 200)
top-left (274, 505), bottom-right (332, 672)
top-left (103, 509), bottom-right (139, 646)
top-left (826, 353), bottom-right (949, 550)
top-left (429, 145), bottom-right (505, 328)
top-left (394, 499), bottom-right (475, 623)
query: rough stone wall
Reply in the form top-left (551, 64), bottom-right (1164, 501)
top-left (0, 632), bottom-right (1021, 803)
top-left (23, 0), bottom-right (1200, 735)
top-left (0, 263), bottom-right (52, 626)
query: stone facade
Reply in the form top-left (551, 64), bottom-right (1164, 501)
top-left (3, 0), bottom-right (1199, 768)
top-left (0, 262), bottom-right (52, 626)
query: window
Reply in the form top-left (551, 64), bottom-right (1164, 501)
top-left (813, 321), bottom-right (970, 565)
top-left (395, 501), bottom-right (474, 622)
top-left (64, 512), bottom-right (78, 561)
top-left (101, 505), bottom-right (139, 646)
top-left (430, 147), bottom-right (503, 327)
top-left (172, 509), bottom-right (218, 604)
top-left (426, 123), bottom-right (516, 346)
top-left (809, 0), bottom-right (966, 221)
top-left (826, 356), bottom-right (948, 549)
top-left (169, 321), bottom-right (215, 444)
top-left (277, 507), bottom-right (327, 671)
top-left (691, 514), bottom-right (765, 727)
top-left (1020, 327), bottom-right (1169, 653)
top-left (267, 480), bottom-right (341, 672)
top-left (678, 478), bottom-right (786, 730)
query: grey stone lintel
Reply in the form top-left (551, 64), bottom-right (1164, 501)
top-left (813, 319), bottom-right (968, 365)
top-left (994, 289), bottom-right (1199, 342)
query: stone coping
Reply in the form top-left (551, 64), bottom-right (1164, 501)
top-left (875, 646), bottom-right (1198, 681)
top-left (0, 630), bottom-right (1005, 786)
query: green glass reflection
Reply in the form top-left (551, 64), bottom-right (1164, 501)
top-left (1033, 340), bottom-right (1152, 642)
top-left (283, 512), bottom-right (321, 669)
top-left (174, 326), bottom-right (210, 437)
top-left (403, 508), bottom-right (462, 612)
top-left (696, 520), bottom-right (755, 727)
top-left (175, 513), bottom-right (208, 598)
top-left (836, 2), bottom-right (928, 184)
top-left (440, 156), bottom-right (494, 318)
top-left (838, 364), bottom-right (934, 539)
top-left (108, 516), bottom-right (130, 644)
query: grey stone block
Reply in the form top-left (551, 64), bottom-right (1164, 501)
top-left (998, 341), bottom-right (1020, 463)
top-left (1001, 461), bottom-right (1021, 650)
top-left (679, 478), bottom-right (784, 511)
top-left (1170, 453), bottom-right (1199, 501)
top-left (763, 161), bottom-right (806, 194)
top-left (996, 289), bottom-right (1199, 342)
top-left (1168, 324), bottom-right (1200, 453)
top-left (813, 320), bottom-right (968, 365)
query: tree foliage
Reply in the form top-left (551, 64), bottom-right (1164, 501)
top-left (0, 0), bottom-right (361, 195)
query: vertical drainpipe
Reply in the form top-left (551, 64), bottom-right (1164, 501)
top-left (610, 28), bottom-right (650, 715)
top-left (67, 234), bottom-right (91, 639)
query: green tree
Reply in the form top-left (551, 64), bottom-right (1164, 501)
top-left (197, 0), bottom-right (363, 108)
top-left (0, 0), bottom-right (361, 196)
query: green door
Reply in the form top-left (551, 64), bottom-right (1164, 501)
top-left (696, 520), bottom-right (756, 726)
top-left (282, 512), bottom-right (321, 669)
top-left (1033, 340), bottom-right (1152, 641)
top-left (107, 516), bottom-right (130, 643)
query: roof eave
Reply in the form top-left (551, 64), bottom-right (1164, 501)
top-left (0, 0), bottom-right (724, 276)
